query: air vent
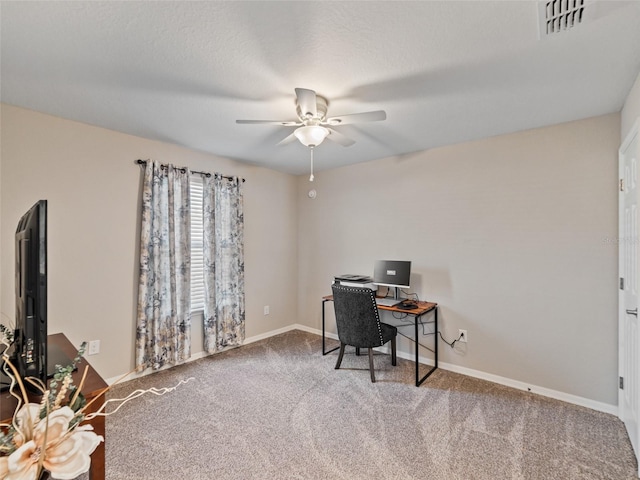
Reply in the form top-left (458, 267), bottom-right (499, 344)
top-left (539, 0), bottom-right (586, 36)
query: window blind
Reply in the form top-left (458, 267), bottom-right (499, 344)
top-left (190, 176), bottom-right (204, 312)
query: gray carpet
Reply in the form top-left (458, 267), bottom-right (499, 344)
top-left (104, 330), bottom-right (637, 479)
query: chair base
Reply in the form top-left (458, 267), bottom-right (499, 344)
top-left (368, 348), bottom-right (375, 382)
top-left (334, 337), bottom-right (397, 383)
top-left (335, 343), bottom-right (346, 370)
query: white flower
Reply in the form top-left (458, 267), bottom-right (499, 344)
top-left (0, 348), bottom-right (188, 480)
top-left (0, 457), bottom-right (11, 479)
top-left (1, 406), bottom-right (103, 480)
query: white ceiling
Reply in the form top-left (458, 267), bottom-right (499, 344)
top-left (2, 1), bottom-right (640, 175)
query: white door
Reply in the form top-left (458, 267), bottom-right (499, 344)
top-left (620, 119), bottom-right (640, 471)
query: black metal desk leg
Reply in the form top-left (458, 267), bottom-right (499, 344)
top-left (415, 315), bottom-right (420, 386)
top-left (434, 308), bottom-right (438, 370)
top-left (322, 299), bottom-right (339, 355)
top-left (415, 307), bottom-right (438, 387)
top-left (322, 299), bottom-right (326, 353)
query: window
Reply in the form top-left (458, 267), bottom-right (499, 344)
top-left (190, 176), bottom-right (204, 312)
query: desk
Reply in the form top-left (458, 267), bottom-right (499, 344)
top-left (322, 296), bottom-right (438, 386)
top-left (1, 333), bottom-right (107, 480)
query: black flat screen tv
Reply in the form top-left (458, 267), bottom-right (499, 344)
top-left (15, 200), bottom-right (48, 386)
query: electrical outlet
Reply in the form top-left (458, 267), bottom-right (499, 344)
top-left (88, 340), bottom-right (100, 355)
top-left (458, 329), bottom-right (467, 343)
top-left (264, 305), bottom-right (270, 315)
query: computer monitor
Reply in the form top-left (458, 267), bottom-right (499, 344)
top-left (373, 260), bottom-right (411, 300)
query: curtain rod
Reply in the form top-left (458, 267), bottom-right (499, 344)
top-left (135, 159), bottom-right (245, 182)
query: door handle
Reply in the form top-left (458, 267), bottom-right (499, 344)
top-left (626, 308), bottom-right (638, 316)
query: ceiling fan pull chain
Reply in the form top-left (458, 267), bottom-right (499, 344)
top-left (309, 147), bottom-right (315, 182)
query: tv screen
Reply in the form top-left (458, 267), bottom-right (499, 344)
top-left (373, 260), bottom-right (411, 290)
top-left (15, 200), bottom-right (47, 385)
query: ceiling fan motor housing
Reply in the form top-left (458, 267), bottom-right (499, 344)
top-left (297, 95), bottom-right (328, 121)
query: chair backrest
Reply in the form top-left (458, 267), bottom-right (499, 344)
top-left (331, 284), bottom-right (385, 348)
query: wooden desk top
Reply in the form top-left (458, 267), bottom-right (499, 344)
top-left (377, 300), bottom-right (437, 315)
top-left (323, 295), bottom-right (437, 315)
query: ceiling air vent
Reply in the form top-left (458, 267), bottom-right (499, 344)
top-left (539, 0), bottom-right (586, 36)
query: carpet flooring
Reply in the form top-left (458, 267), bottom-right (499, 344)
top-left (103, 330), bottom-right (637, 479)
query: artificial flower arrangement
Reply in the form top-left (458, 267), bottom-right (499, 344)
top-left (0, 325), bottom-right (191, 480)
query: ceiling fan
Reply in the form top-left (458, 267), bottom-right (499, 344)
top-left (236, 88), bottom-right (386, 147)
top-left (236, 88), bottom-right (386, 181)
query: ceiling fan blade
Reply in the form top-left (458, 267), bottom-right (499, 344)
top-left (325, 110), bottom-right (386, 126)
top-left (277, 132), bottom-right (298, 146)
top-left (295, 88), bottom-right (317, 119)
top-left (236, 119), bottom-right (301, 126)
top-left (326, 128), bottom-right (356, 147)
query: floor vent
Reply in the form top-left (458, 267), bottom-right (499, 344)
top-left (539, 0), bottom-right (586, 36)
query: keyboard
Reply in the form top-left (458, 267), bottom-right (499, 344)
top-left (375, 297), bottom-right (402, 307)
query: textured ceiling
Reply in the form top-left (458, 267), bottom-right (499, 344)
top-left (2, 1), bottom-right (640, 175)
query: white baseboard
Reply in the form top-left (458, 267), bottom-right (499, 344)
top-left (295, 324), bottom-right (618, 415)
top-left (105, 324), bottom-right (303, 385)
top-left (439, 361), bottom-right (617, 415)
top-left (244, 324), bottom-right (301, 344)
top-left (107, 324), bottom-right (618, 415)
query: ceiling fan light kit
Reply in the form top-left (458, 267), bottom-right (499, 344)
top-left (294, 125), bottom-right (330, 147)
top-left (236, 87), bottom-right (387, 180)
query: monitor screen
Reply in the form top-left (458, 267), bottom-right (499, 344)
top-left (373, 260), bottom-right (411, 289)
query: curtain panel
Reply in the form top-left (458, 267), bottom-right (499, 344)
top-left (136, 160), bottom-right (192, 370)
top-left (203, 174), bottom-right (245, 353)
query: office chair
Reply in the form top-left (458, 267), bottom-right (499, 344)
top-left (331, 283), bottom-right (397, 383)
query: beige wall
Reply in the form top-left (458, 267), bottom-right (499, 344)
top-left (622, 70), bottom-right (640, 142)
top-left (297, 113), bottom-right (620, 406)
top-left (0, 102), bottom-right (623, 406)
top-left (0, 104), bottom-right (299, 379)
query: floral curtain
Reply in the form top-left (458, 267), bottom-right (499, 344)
top-left (136, 160), bottom-right (191, 370)
top-left (202, 174), bottom-right (245, 353)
